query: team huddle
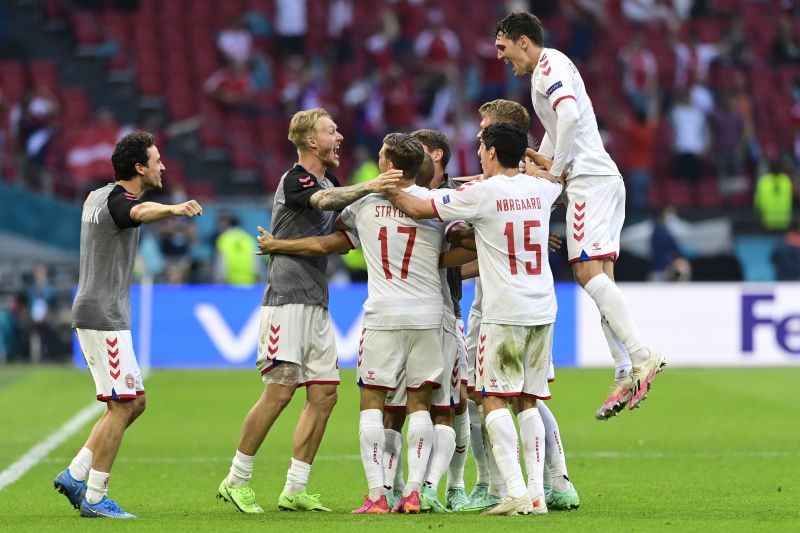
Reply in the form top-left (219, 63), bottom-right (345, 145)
top-left (55, 12), bottom-right (666, 519)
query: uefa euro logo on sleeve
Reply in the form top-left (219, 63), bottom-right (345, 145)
top-left (443, 195), bottom-right (451, 204)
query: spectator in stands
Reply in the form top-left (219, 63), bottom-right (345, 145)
top-left (203, 60), bottom-right (254, 111)
top-left (619, 29), bottom-right (659, 114)
top-left (754, 158), bottom-right (793, 232)
top-left (710, 92), bottom-right (747, 200)
top-left (24, 262), bottom-right (56, 362)
top-left (561, 0), bottom-right (607, 65)
top-left (214, 213), bottom-right (259, 286)
top-left (364, 7), bottom-right (402, 69)
top-left (729, 71), bottom-right (759, 163)
top-left (621, 0), bottom-right (673, 24)
top-left (328, 0), bottom-right (354, 64)
top-left (381, 63), bottom-right (417, 131)
top-left (649, 206), bottom-right (690, 281)
top-left (349, 145), bottom-right (380, 185)
top-left (217, 15), bottom-right (253, 68)
top-left (414, 8), bottom-right (460, 65)
top-left (772, 15), bottom-right (800, 65)
top-left (718, 16), bottom-right (755, 67)
top-left (670, 89), bottom-right (709, 184)
top-left (274, 0), bottom-right (307, 59)
top-left (619, 106), bottom-right (659, 214)
top-left (672, 28), bottom-right (720, 93)
top-left (9, 85), bottom-right (60, 186)
top-left (771, 221), bottom-right (800, 280)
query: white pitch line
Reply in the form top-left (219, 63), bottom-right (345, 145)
top-left (0, 401), bottom-right (104, 491)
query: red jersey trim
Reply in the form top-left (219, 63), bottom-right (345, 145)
top-left (551, 95), bottom-right (576, 110)
top-left (430, 199), bottom-right (443, 221)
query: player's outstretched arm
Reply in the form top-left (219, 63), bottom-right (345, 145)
top-left (384, 189), bottom-right (436, 219)
top-left (130, 200), bottom-right (203, 224)
top-left (309, 169), bottom-right (403, 211)
top-left (255, 226), bottom-right (350, 256)
top-left (439, 247), bottom-right (478, 269)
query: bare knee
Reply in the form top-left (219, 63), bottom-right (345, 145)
top-left (572, 259), bottom-right (605, 287)
top-left (264, 384), bottom-right (296, 411)
top-left (106, 398), bottom-right (137, 423)
top-left (309, 386), bottom-right (338, 415)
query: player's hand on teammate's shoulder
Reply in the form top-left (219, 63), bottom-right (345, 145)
top-left (529, 168), bottom-right (559, 184)
top-left (366, 169), bottom-right (403, 193)
top-left (452, 174), bottom-right (483, 183)
top-left (255, 225), bottom-right (274, 255)
top-left (171, 199), bottom-right (203, 218)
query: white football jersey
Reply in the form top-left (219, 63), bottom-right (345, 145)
top-left (531, 47), bottom-right (620, 179)
top-left (469, 277), bottom-right (483, 317)
top-left (341, 185), bottom-right (445, 330)
top-left (432, 174), bottom-right (562, 326)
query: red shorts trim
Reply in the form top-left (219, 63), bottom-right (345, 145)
top-left (96, 393), bottom-right (138, 402)
top-left (259, 361), bottom-right (280, 375)
top-left (467, 386), bottom-right (475, 393)
top-left (136, 390), bottom-right (146, 395)
top-left (300, 380), bottom-right (340, 387)
top-left (358, 382), bottom-right (396, 391)
top-left (384, 404), bottom-right (406, 410)
top-left (460, 378), bottom-right (468, 385)
top-left (519, 393), bottom-right (552, 400)
top-left (548, 378), bottom-right (555, 383)
top-left (483, 391), bottom-right (521, 398)
top-left (568, 251), bottom-right (618, 265)
top-left (407, 380), bottom-right (442, 392)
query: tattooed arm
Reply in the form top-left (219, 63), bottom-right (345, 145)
top-left (309, 170), bottom-right (402, 211)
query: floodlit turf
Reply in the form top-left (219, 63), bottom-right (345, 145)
top-left (0, 366), bottom-right (798, 532)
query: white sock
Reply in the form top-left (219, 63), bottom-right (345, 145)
top-left (68, 447), bottom-right (93, 482)
top-left (283, 457), bottom-right (311, 495)
top-left (601, 317), bottom-right (632, 377)
top-left (480, 405), bottom-right (506, 497)
top-left (404, 410), bottom-right (433, 495)
top-left (228, 450), bottom-right (255, 487)
top-left (518, 407), bottom-right (546, 498)
top-left (85, 468), bottom-right (109, 505)
top-left (358, 409), bottom-right (386, 499)
top-left (537, 402), bottom-right (570, 492)
top-left (424, 424), bottom-right (456, 490)
top-left (583, 274), bottom-right (646, 358)
top-left (468, 400), bottom-right (489, 485)
top-left (485, 408), bottom-right (527, 499)
top-left (383, 428), bottom-right (403, 492)
top-left (446, 411), bottom-right (470, 489)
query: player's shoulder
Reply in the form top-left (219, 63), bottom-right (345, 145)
top-left (107, 183), bottom-right (138, 203)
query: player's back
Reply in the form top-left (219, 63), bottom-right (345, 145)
top-left (531, 47), bottom-right (620, 178)
top-left (465, 175), bottom-right (562, 326)
top-left (343, 185), bottom-right (444, 330)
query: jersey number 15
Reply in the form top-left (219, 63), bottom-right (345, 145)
top-left (504, 220), bottom-right (542, 276)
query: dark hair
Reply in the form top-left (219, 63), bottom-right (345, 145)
top-left (112, 131), bottom-right (155, 181)
top-left (480, 122), bottom-right (528, 169)
top-left (495, 12), bottom-right (544, 46)
top-left (415, 153), bottom-right (435, 188)
top-left (383, 133), bottom-right (425, 180)
top-left (411, 129), bottom-right (451, 170)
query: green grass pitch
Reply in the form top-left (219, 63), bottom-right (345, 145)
top-left (1, 366), bottom-right (798, 532)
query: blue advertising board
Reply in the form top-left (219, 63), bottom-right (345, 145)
top-left (74, 283), bottom-right (578, 369)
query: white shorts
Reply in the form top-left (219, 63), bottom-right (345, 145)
top-left (464, 310), bottom-right (482, 392)
top-left (256, 304), bottom-right (340, 386)
top-left (456, 318), bottom-right (468, 388)
top-left (476, 322), bottom-right (554, 400)
top-left (565, 176), bottom-right (625, 264)
top-left (432, 326), bottom-right (461, 409)
top-left (75, 329), bottom-right (144, 402)
top-left (358, 328), bottom-right (443, 391)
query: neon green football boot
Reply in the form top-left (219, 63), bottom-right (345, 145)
top-left (217, 478), bottom-right (264, 513)
top-left (277, 490), bottom-right (331, 512)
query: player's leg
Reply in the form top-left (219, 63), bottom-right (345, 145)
top-left (278, 305), bottom-right (340, 512)
top-left (382, 405), bottom-right (406, 506)
top-left (421, 328), bottom-right (459, 513)
top-left (445, 322), bottom-right (471, 510)
top-left (537, 401), bottom-right (580, 510)
top-left (353, 328), bottom-right (403, 514)
top-left (60, 329), bottom-right (140, 518)
top-left (480, 323), bottom-right (533, 516)
top-left (515, 323), bottom-right (555, 515)
top-left (463, 311), bottom-right (490, 501)
top-left (220, 305), bottom-right (303, 513)
top-left (393, 328), bottom-right (442, 514)
top-left (567, 177), bottom-right (664, 413)
top-left (446, 385), bottom-right (471, 510)
top-left (352, 388), bottom-right (391, 514)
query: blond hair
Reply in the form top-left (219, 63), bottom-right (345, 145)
top-left (478, 99), bottom-right (530, 130)
top-left (287, 108), bottom-right (332, 151)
